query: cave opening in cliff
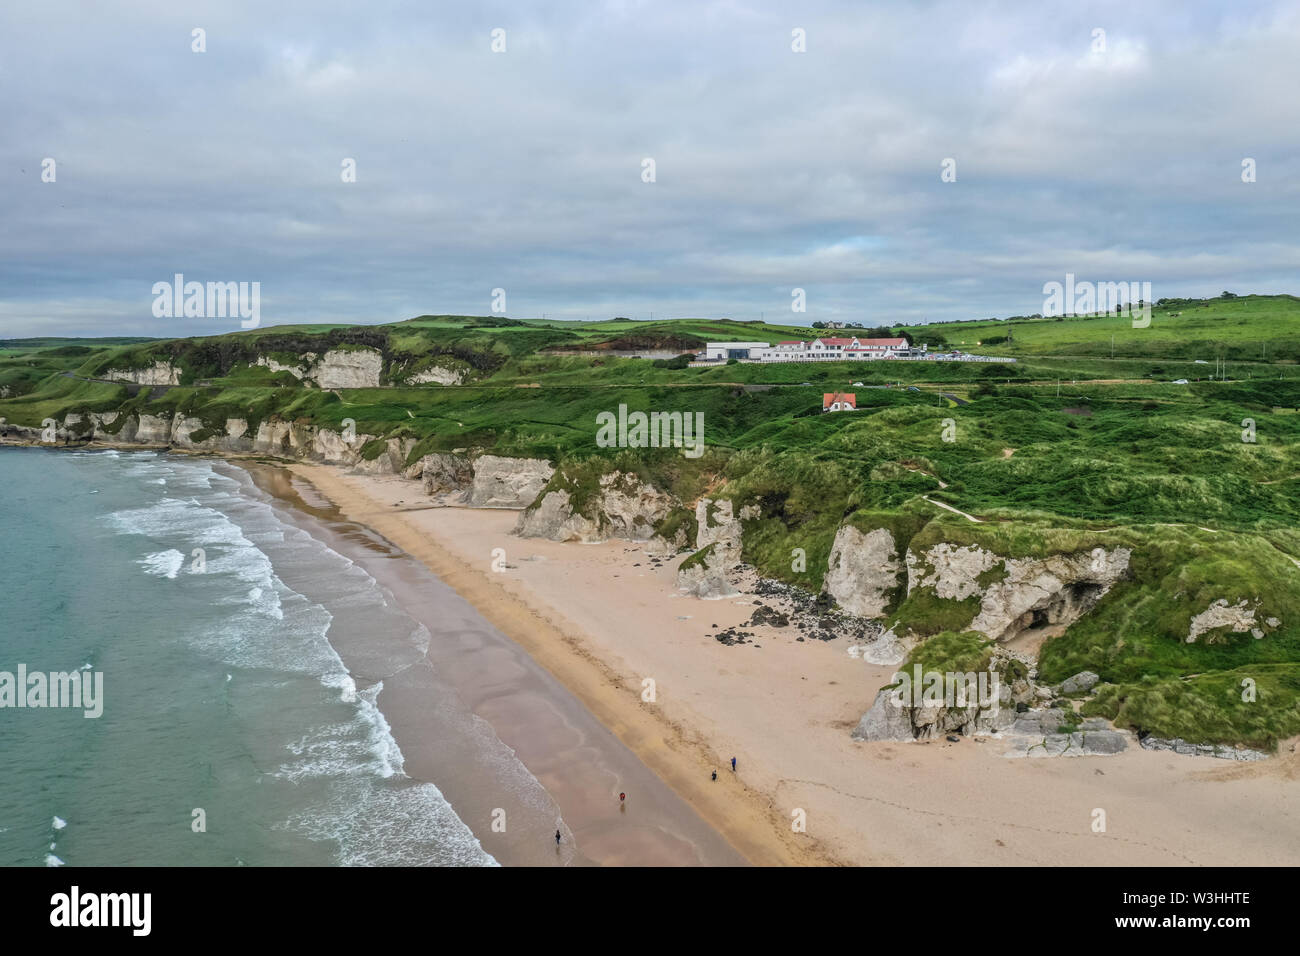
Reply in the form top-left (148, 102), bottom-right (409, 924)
top-left (1005, 581), bottom-right (1110, 643)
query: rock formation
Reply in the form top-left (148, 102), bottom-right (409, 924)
top-left (515, 471), bottom-right (677, 542)
top-left (103, 361), bottom-right (181, 386)
top-left (822, 526), bottom-right (903, 618)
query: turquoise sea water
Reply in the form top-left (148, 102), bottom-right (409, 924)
top-left (0, 447), bottom-right (495, 866)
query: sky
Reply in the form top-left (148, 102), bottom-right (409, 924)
top-left (2, 0), bottom-right (1298, 338)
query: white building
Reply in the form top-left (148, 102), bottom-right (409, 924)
top-left (698, 337), bottom-right (924, 364)
top-left (701, 341), bottom-right (771, 361)
top-left (757, 337), bottom-right (915, 361)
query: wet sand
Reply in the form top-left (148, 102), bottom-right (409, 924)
top-left (240, 461), bottom-right (747, 867)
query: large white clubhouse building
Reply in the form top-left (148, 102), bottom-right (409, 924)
top-left (701, 337), bottom-right (918, 363)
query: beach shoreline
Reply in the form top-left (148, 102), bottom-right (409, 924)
top-left (233, 458), bottom-right (751, 867)
top-left (277, 461), bottom-right (838, 866)
top-left (282, 461), bottom-right (1300, 868)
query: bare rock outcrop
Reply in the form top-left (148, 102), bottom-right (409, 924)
top-left (969, 548), bottom-right (1131, 642)
top-left (515, 471), bottom-right (677, 543)
top-left (463, 455), bottom-right (555, 509)
top-left (1001, 716), bottom-right (1131, 757)
top-left (851, 682), bottom-right (1015, 742)
top-left (901, 542), bottom-right (1131, 642)
top-left (823, 526), bottom-right (903, 618)
top-left (311, 348), bottom-right (384, 389)
top-left (104, 361), bottom-right (181, 386)
top-left (255, 348), bottom-right (383, 389)
top-left (1186, 598), bottom-right (1269, 643)
top-left (676, 544), bottom-right (740, 599)
top-left (405, 365), bottom-right (466, 385)
top-left (352, 438), bottom-right (418, 477)
top-left (694, 498), bottom-right (745, 565)
top-left (907, 542), bottom-right (1000, 601)
top-left (420, 453), bottom-right (474, 496)
top-left (1138, 736), bottom-right (1269, 761)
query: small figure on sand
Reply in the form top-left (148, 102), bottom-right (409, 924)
top-left (555, 829), bottom-right (562, 845)
top-left (711, 770), bottom-right (717, 781)
top-left (619, 792), bottom-right (626, 804)
top-left (731, 757), bottom-right (736, 772)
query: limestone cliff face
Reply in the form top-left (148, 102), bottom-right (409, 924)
top-left (463, 455), bottom-right (555, 508)
top-left (420, 453), bottom-right (474, 496)
top-left (104, 361), bottom-right (181, 386)
top-left (822, 529), bottom-right (1131, 642)
top-left (968, 548), bottom-right (1131, 641)
top-left (405, 365), bottom-right (466, 385)
top-left (907, 542), bottom-right (1000, 601)
top-left (514, 471), bottom-right (677, 542)
top-left (313, 349), bottom-right (383, 389)
top-left (254, 348), bottom-right (383, 388)
top-left (5, 415), bottom-right (563, 513)
top-left (672, 497), bottom-right (758, 597)
top-left (254, 355), bottom-right (310, 380)
top-left (694, 498), bottom-right (749, 565)
top-left (22, 408), bottom-right (376, 466)
top-left (352, 438), bottom-right (420, 477)
top-left (676, 544), bottom-right (740, 599)
top-left (823, 526), bottom-right (903, 618)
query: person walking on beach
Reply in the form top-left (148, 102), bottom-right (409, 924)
top-left (619, 792), bottom-right (626, 805)
top-left (731, 757), bottom-right (736, 772)
top-left (711, 770), bottom-right (717, 781)
top-left (555, 829), bottom-right (561, 846)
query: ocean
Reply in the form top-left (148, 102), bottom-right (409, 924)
top-left (0, 447), bottom-right (499, 866)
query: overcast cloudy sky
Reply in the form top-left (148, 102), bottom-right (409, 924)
top-left (2, 0), bottom-right (1297, 338)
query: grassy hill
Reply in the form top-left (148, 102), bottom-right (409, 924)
top-left (912, 293), bottom-right (1300, 363)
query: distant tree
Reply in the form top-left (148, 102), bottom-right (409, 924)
top-left (908, 328), bottom-right (946, 347)
top-left (811, 321), bottom-right (826, 329)
top-left (1222, 291), bottom-right (1237, 299)
top-left (652, 354), bottom-right (693, 369)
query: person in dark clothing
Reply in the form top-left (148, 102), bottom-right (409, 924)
top-left (555, 829), bottom-right (561, 845)
top-left (731, 757), bottom-right (736, 772)
top-left (711, 770), bottom-right (717, 781)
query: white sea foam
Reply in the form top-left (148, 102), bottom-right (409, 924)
top-left (322, 671), bottom-right (358, 703)
top-left (277, 681), bottom-right (404, 781)
top-left (140, 549), bottom-right (185, 579)
top-left (45, 854), bottom-right (64, 867)
top-left (52, 816), bottom-right (67, 830)
top-left (280, 777), bottom-right (498, 867)
top-left (97, 453), bottom-right (491, 866)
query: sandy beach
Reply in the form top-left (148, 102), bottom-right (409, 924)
top-left (239, 461), bottom-right (747, 867)
top-left (285, 464), bottom-right (1300, 867)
